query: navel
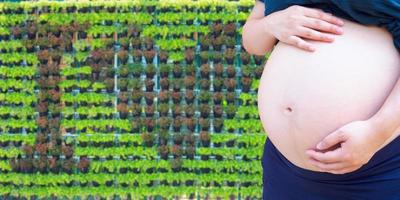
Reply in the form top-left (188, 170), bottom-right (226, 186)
top-left (283, 106), bottom-right (293, 115)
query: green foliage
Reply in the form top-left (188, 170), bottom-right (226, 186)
top-left (224, 119), bottom-right (264, 133)
top-left (0, 26), bottom-right (10, 35)
top-left (0, 14), bottom-right (26, 26)
top-left (0, 53), bottom-right (38, 65)
top-left (61, 93), bottom-right (114, 104)
top-left (0, 40), bottom-right (24, 51)
top-left (236, 106), bottom-right (259, 118)
top-left (0, 66), bottom-right (37, 78)
top-left (59, 79), bottom-right (92, 89)
top-left (0, 160), bottom-right (11, 172)
top-left (168, 51), bottom-right (184, 62)
top-left (75, 146), bottom-right (157, 159)
top-left (0, 119), bottom-right (37, 130)
top-left (62, 119), bottom-right (131, 132)
top-left (0, 92), bottom-right (36, 105)
top-left (197, 146), bottom-right (263, 159)
top-left (87, 25), bottom-right (119, 37)
top-left (0, 106), bottom-right (35, 119)
top-left (38, 13), bottom-right (74, 25)
top-left (61, 66), bottom-right (92, 76)
top-left (156, 38), bottom-right (196, 51)
top-left (143, 25), bottom-right (210, 39)
top-left (0, 79), bottom-right (36, 92)
top-left (0, 0), bottom-right (266, 199)
top-left (0, 147), bottom-right (23, 158)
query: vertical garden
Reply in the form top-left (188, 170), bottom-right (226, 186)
top-left (0, 0), bottom-right (269, 199)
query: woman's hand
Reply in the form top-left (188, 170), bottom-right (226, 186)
top-left (263, 5), bottom-right (345, 52)
top-left (305, 120), bottom-right (387, 174)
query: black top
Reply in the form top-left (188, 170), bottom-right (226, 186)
top-left (257, 0), bottom-right (400, 50)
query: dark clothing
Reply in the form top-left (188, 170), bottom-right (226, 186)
top-left (257, 0), bottom-right (400, 51)
top-left (261, 136), bottom-right (400, 199)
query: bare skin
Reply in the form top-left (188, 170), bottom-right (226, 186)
top-left (243, 1), bottom-right (400, 173)
top-left (242, 2), bottom-right (344, 55)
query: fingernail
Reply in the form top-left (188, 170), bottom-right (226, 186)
top-left (316, 143), bottom-right (323, 149)
top-left (327, 35), bottom-right (335, 41)
top-left (309, 46), bottom-right (316, 51)
top-left (336, 28), bottom-right (343, 34)
top-left (338, 20), bottom-right (344, 26)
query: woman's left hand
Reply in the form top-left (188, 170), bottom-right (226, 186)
top-left (305, 120), bottom-right (386, 174)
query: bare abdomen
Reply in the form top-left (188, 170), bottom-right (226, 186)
top-left (258, 18), bottom-right (400, 171)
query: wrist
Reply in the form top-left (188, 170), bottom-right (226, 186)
top-left (367, 114), bottom-right (393, 142)
top-left (261, 15), bottom-right (275, 37)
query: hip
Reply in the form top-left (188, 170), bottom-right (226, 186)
top-left (261, 136), bottom-right (400, 199)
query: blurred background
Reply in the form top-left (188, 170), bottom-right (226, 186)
top-left (0, 0), bottom-right (269, 199)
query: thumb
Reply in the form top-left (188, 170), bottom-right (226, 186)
top-left (316, 131), bottom-right (346, 150)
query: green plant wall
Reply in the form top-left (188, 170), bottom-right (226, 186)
top-left (0, 0), bottom-right (269, 199)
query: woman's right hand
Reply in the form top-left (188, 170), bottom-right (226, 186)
top-left (263, 5), bottom-right (345, 52)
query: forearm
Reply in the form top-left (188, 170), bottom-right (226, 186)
top-left (242, 16), bottom-right (278, 56)
top-left (369, 68), bottom-right (400, 141)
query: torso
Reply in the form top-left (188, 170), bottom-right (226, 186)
top-left (258, 17), bottom-right (400, 171)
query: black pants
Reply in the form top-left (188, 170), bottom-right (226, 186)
top-left (261, 136), bottom-right (400, 200)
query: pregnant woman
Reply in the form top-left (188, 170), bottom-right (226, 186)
top-left (242, 0), bottom-right (400, 199)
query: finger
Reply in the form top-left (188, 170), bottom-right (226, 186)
top-left (326, 166), bottom-right (360, 174)
top-left (296, 26), bottom-right (335, 42)
top-left (306, 147), bottom-right (344, 163)
top-left (302, 7), bottom-right (344, 27)
top-left (308, 158), bottom-right (347, 171)
top-left (301, 16), bottom-right (343, 35)
top-left (286, 35), bottom-right (315, 52)
top-left (306, 151), bottom-right (338, 164)
top-left (316, 131), bottom-right (346, 150)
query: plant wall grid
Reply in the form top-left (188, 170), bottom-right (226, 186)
top-left (0, 0), bottom-right (269, 199)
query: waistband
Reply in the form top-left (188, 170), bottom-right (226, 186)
top-left (265, 135), bottom-right (400, 182)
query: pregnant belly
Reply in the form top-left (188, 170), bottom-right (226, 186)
top-left (258, 17), bottom-right (400, 171)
